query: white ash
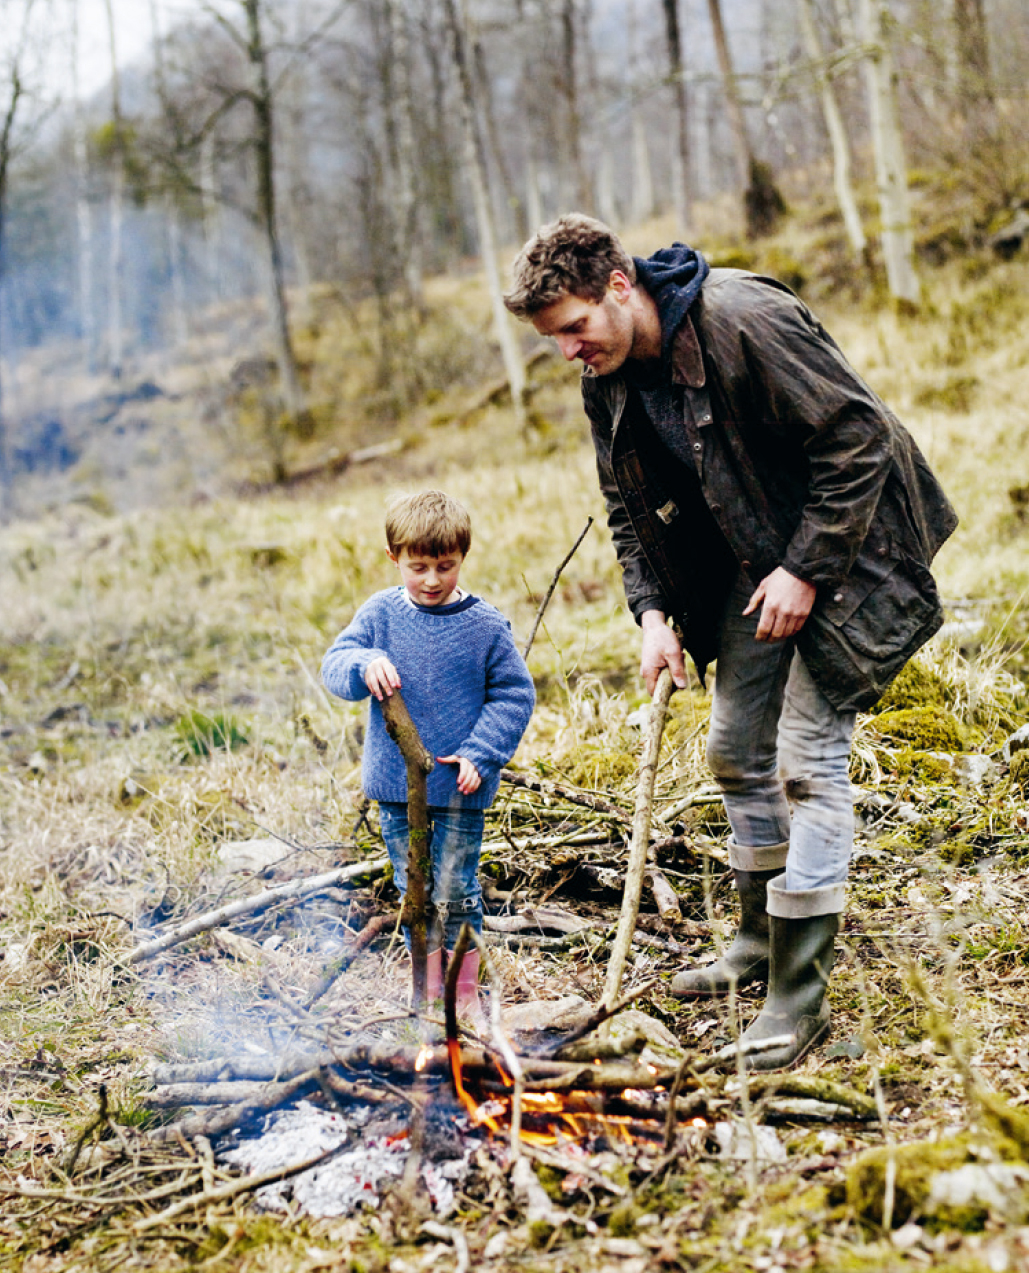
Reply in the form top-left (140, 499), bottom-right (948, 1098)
top-left (219, 1099), bottom-right (472, 1218)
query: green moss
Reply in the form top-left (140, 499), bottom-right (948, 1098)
top-left (875, 659), bottom-right (951, 713)
top-left (606, 1201), bottom-right (641, 1236)
top-left (872, 707), bottom-right (965, 752)
top-left (846, 1133), bottom-right (1026, 1233)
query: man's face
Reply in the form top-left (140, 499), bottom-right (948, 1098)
top-left (531, 280), bottom-right (635, 376)
top-left (389, 547), bottom-right (464, 607)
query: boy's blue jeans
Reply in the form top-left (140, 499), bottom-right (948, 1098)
top-left (378, 802), bottom-right (485, 952)
top-left (706, 575), bottom-right (856, 893)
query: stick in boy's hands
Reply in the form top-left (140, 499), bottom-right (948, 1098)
top-left (364, 656), bottom-right (401, 700)
top-left (436, 754), bottom-right (481, 794)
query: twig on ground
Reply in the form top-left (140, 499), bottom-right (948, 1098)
top-left (125, 858), bottom-right (389, 965)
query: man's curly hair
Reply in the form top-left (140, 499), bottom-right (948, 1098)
top-left (503, 213), bottom-right (636, 319)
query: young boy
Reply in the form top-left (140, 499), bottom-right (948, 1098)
top-left (321, 490), bottom-right (535, 1023)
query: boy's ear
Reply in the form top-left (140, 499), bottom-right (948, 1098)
top-left (386, 548), bottom-right (399, 565)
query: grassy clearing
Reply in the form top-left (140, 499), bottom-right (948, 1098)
top-left (2, 214), bottom-right (1029, 1269)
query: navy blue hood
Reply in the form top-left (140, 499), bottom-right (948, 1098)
top-left (633, 244), bottom-right (710, 363)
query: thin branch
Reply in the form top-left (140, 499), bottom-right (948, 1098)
top-left (521, 517), bottom-right (593, 659)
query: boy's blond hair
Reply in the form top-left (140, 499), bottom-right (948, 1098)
top-left (385, 490), bottom-right (472, 558)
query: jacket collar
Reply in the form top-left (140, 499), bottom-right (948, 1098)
top-left (670, 314), bottom-right (706, 388)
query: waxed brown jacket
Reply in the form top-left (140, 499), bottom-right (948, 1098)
top-left (582, 268), bottom-right (958, 711)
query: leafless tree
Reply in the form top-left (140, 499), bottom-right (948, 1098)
top-left (661, 0), bottom-right (691, 235)
top-left (858, 0), bottom-right (920, 307)
top-left (442, 0), bottom-right (526, 432)
top-left (705, 0), bottom-right (786, 237)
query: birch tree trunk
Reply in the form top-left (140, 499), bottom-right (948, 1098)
top-left (242, 0), bottom-right (308, 436)
top-left (0, 58), bottom-right (20, 515)
top-left (149, 0), bottom-right (189, 348)
top-left (442, 0), bottom-right (527, 433)
top-left (102, 0), bottom-right (125, 379)
top-left (858, 0), bottom-right (920, 308)
top-left (796, 0), bottom-right (868, 262)
top-left (661, 0), bottom-right (692, 234)
top-left (70, 0), bottom-right (97, 372)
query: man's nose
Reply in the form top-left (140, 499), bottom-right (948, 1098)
top-left (556, 334), bottom-right (580, 361)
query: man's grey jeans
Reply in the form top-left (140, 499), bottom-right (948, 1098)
top-left (705, 574), bottom-right (855, 893)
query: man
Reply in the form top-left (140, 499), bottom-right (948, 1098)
top-left (504, 214), bottom-right (956, 1070)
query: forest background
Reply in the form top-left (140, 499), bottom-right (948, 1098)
top-left (2, 0), bottom-right (1029, 1271)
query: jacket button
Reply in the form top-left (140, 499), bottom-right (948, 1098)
top-left (834, 592), bottom-right (844, 602)
top-left (741, 560), bottom-right (751, 569)
top-left (710, 503), bottom-right (722, 514)
top-left (693, 442), bottom-right (702, 452)
top-left (701, 414), bottom-right (711, 423)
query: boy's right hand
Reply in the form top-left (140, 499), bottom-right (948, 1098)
top-left (364, 656), bottom-right (401, 700)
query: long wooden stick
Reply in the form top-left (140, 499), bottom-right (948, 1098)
top-left (125, 857), bottom-right (389, 965)
top-left (603, 669), bottom-right (675, 1007)
top-left (380, 690), bottom-right (434, 1010)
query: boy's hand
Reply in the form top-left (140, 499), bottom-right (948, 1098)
top-left (437, 754), bottom-right (481, 795)
top-left (364, 656), bottom-right (401, 700)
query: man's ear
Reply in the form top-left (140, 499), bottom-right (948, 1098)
top-left (608, 270), bottom-right (634, 302)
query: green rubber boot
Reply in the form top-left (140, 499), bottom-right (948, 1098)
top-left (738, 878), bottom-right (843, 1071)
top-left (670, 841), bottom-right (788, 998)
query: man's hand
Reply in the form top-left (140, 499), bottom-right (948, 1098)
top-left (640, 610), bottom-right (687, 694)
top-left (744, 567), bottom-right (817, 642)
top-left (437, 754), bottom-right (482, 795)
top-left (364, 656), bottom-right (401, 700)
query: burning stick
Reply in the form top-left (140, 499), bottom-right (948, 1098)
top-left (603, 668), bottom-right (675, 1008)
top-left (379, 689), bottom-right (434, 1012)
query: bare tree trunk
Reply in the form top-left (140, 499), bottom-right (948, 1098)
top-left (149, 0), bottom-right (189, 349)
top-left (0, 61), bottom-right (20, 515)
top-left (858, 0), bottom-right (920, 308)
top-left (200, 130), bottom-right (223, 304)
top-left (242, 0), bottom-right (308, 437)
top-left (387, 0), bottom-right (424, 313)
top-left (442, 0), bottom-right (527, 433)
top-left (796, 0), bottom-right (868, 262)
top-left (71, 0), bottom-right (97, 372)
top-left (102, 0), bottom-right (125, 379)
top-left (952, 0), bottom-right (997, 140)
top-left (661, 0), bottom-right (692, 234)
top-left (705, 0), bottom-right (785, 238)
top-left (561, 0), bottom-right (590, 211)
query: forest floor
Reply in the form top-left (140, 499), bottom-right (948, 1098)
top-left (3, 218), bottom-right (1029, 1271)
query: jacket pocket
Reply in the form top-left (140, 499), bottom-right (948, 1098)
top-left (817, 553), bottom-right (940, 661)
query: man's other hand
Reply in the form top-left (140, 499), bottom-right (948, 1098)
top-left (640, 610), bottom-right (687, 694)
top-left (744, 567), bottom-right (817, 642)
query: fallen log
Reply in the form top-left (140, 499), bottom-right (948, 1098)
top-left (125, 856), bottom-right (389, 965)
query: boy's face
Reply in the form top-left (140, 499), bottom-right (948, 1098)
top-left (389, 546), bottom-right (464, 607)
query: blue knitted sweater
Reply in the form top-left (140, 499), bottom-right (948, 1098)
top-left (321, 587), bottom-right (535, 809)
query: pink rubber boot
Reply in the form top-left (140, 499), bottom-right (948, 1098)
top-left (450, 949), bottom-right (487, 1032)
top-left (425, 947), bottom-right (444, 1003)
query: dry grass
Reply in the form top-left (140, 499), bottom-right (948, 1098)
top-left (3, 214), bottom-right (1029, 1270)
